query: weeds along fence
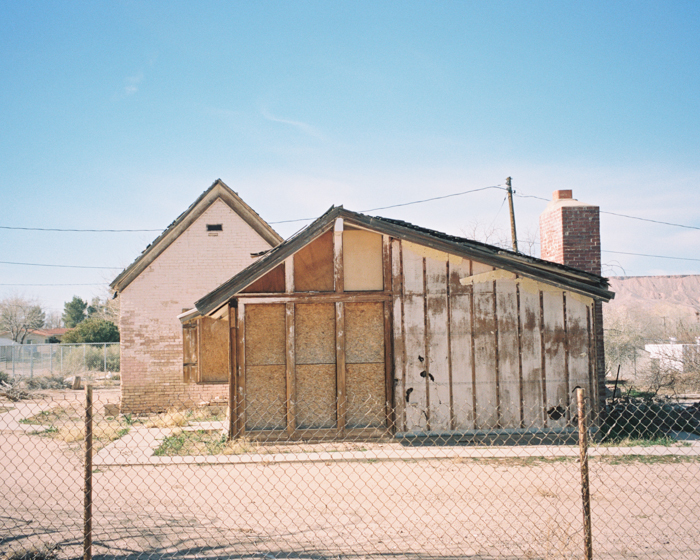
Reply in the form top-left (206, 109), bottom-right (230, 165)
top-left (0, 343), bottom-right (119, 379)
top-left (1, 386), bottom-right (700, 559)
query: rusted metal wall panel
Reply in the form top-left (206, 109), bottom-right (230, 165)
top-left (518, 283), bottom-right (544, 429)
top-left (496, 277), bottom-right (521, 429)
top-left (472, 277), bottom-right (499, 429)
top-left (542, 290), bottom-right (568, 428)
top-left (391, 239), bottom-right (406, 432)
top-left (402, 243), bottom-right (427, 432)
top-left (425, 254), bottom-right (451, 431)
top-left (566, 293), bottom-right (592, 396)
top-left (449, 257), bottom-right (475, 430)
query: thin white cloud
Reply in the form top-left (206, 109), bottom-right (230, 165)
top-left (124, 72), bottom-right (144, 96)
top-left (260, 107), bottom-right (323, 139)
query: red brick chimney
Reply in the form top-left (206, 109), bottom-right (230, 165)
top-left (539, 190), bottom-right (601, 275)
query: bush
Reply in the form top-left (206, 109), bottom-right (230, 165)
top-left (0, 370), bottom-right (10, 385)
top-left (601, 397), bottom-right (700, 443)
top-left (62, 318), bottom-right (119, 344)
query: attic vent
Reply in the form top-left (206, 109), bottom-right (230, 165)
top-left (207, 224), bottom-right (223, 232)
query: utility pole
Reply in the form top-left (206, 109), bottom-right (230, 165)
top-left (506, 177), bottom-right (518, 253)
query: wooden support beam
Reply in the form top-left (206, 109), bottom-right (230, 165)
top-left (237, 292), bottom-right (392, 305)
top-left (334, 218), bottom-right (344, 293)
top-left (335, 302), bottom-right (346, 434)
top-left (285, 302), bottom-right (296, 437)
top-left (382, 235), bottom-right (392, 292)
top-left (285, 256), bottom-right (294, 294)
top-left (383, 300), bottom-right (394, 432)
top-left (236, 302), bottom-right (246, 437)
top-left (228, 304), bottom-right (237, 439)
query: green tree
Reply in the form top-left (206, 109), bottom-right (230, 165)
top-left (62, 296), bottom-right (88, 328)
top-left (61, 318), bottom-right (120, 343)
top-left (0, 297), bottom-right (45, 343)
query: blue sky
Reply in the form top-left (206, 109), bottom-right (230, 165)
top-left (1, 1), bottom-right (699, 318)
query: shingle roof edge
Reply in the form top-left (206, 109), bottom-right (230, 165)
top-left (194, 207), bottom-right (613, 316)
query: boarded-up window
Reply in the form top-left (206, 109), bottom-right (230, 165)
top-left (343, 229), bottom-right (383, 291)
top-left (294, 230), bottom-right (334, 292)
top-left (245, 304), bottom-right (286, 430)
top-left (345, 302), bottom-right (385, 428)
top-left (295, 303), bottom-right (336, 428)
top-left (199, 317), bottom-right (229, 383)
top-left (182, 321), bottom-right (198, 383)
top-left (242, 263), bottom-right (285, 293)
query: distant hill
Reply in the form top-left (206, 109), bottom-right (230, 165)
top-left (606, 275), bottom-right (700, 321)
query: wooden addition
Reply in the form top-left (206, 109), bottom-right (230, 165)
top-left (186, 207), bottom-right (613, 440)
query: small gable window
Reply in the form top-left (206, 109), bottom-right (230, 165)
top-left (207, 224), bottom-right (223, 232)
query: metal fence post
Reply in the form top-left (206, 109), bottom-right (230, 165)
top-left (83, 344), bottom-right (86, 371)
top-left (30, 348), bottom-right (33, 379)
top-left (577, 387), bottom-right (593, 560)
top-left (103, 343), bottom-right (107, 372)
top-left (60, 345), bottom-right (63, 375)
top-left (84, 384), bottom-right (93, 560)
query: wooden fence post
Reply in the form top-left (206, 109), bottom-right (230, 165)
top-left (84, 384), bottom-right (93, 560)
top-left (577, 387), bottom-right (593, 560)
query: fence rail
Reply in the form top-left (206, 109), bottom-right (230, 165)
top-left (1, 385), bottom-right (699, 559)
top-left (0, 342), bottom-right (119, 379)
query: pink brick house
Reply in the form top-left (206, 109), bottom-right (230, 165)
top-left (110, 180), bottom-right (282, 413)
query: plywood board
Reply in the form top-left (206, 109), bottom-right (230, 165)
top-left (294, 230), bottom-right (334, 292)
top-left (245, 304), bottom-right (286, 366)
top-left (346, 363), bottom-right (385, 428)
top-left (496, 278), bottom-right (521, 429)
top-left (473, 288), bottom-right (499, 429)
top-left (242, 263), bottom-right (285, 293)
top-left (403, 292), bottom-right (427, 432)
top-left (245, 365), bottom-right (286, 431)
top-left (343, 229), bottom-right (383, 291)
top-left (449, 292), bottom-right (474, 430)
top-left (518, 285), bottom-right (544, 429)
top-left (566, 294), bottom-right (591, 393)
top-left (199, 317), bottom-right (229, 383)
top-left (345, 302), bottom-right (384, 363)
top-left (295, 303), bottom-right (336, 364)
top-left (542, 290), bottom-right (568, 428)
top-left (296, 364), bottom-right (336, 429)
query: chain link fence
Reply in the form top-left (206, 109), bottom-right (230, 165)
top-left (0, 343), bottom-right (119, 380)
top-left (1, 381), bottom-right (699, 559)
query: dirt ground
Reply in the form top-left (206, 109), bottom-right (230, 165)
top-left (2, 391), bottom-right (699, 559)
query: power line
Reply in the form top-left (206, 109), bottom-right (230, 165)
top-left (514, 191), bottom-right (700, 231)
top-left (0, 283), bottom-right (106, 286)
top-left (0, 226), bottom-right (162, 232)
top-left (0, 261), bottom-right (121, 270)
top-left (602, 250), bottom-right (700, 263)
top-left (267, 185), bottom-right (508, 224)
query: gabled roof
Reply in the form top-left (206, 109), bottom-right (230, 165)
top-left (194, 206), bottom-right (614, 317)
top-left (110, 179), bottom-right (283, 292)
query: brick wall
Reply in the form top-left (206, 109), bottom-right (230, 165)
top-left (119, 199), bottom-right (274, 413)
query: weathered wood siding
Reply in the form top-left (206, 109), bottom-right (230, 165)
top-left (393, 240), bottom-right (594, 433)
